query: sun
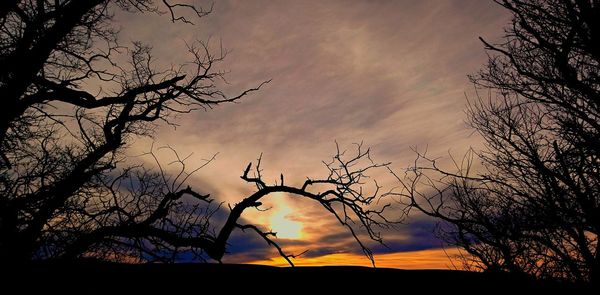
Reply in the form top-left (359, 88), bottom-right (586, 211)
top-left (269, 204), bottom-right (302, 239)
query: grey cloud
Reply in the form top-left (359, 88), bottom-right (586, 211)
top-left (120, 0), bottom-right (509, 264)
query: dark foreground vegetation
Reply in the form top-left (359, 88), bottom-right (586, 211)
top-left (0, 0), bottom-right (391, 268)
top-left (396, 0), bottom-right (600, 284)
top-left (5, 262), bottom-right (591, 293)
top-left (1, 0), bottom-right (599, 289)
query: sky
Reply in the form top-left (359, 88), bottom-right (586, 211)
top-left (118, 0), bottom-right (509, 268)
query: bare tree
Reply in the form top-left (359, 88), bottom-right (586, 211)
top-left (228, 142), bottom-right (393, 266)
top-left (395, 0), bottom-right (600, 284)
top-left (53, 142), bottom-right (393, 265)
top-left (0, 1), bottom-right (393, 264)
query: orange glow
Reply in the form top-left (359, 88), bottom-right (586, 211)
top-left (247, 248), bottom-right (468, 270)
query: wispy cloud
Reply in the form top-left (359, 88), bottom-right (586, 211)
top-left (120, 0), bottom-right (509, 267)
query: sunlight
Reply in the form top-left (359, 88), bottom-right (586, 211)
top-left (247, 248), bottom-right (468, 270)
top-left (270, 204), bottom-right (302, 239)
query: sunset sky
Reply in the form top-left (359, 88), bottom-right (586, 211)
top-left (118, 0), bottom-right (509, 268)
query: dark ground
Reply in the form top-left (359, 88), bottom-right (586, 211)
top-left (3, 262), bottom-right (592, 294)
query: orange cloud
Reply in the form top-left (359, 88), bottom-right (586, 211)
top-left (120, 0), bottom-right (510, 265)
top-left (247, 248), bottom-right (469, 270)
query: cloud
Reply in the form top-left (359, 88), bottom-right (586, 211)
top-left (119, 0), bottom-right (509, 267)
top-left (247, 247), bottom-right (469, 270)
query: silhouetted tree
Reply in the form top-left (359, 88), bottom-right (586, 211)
top-left (395, 0), bottom-right (600, 284)
top-left (0, 1), bottom-right (392, 264)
